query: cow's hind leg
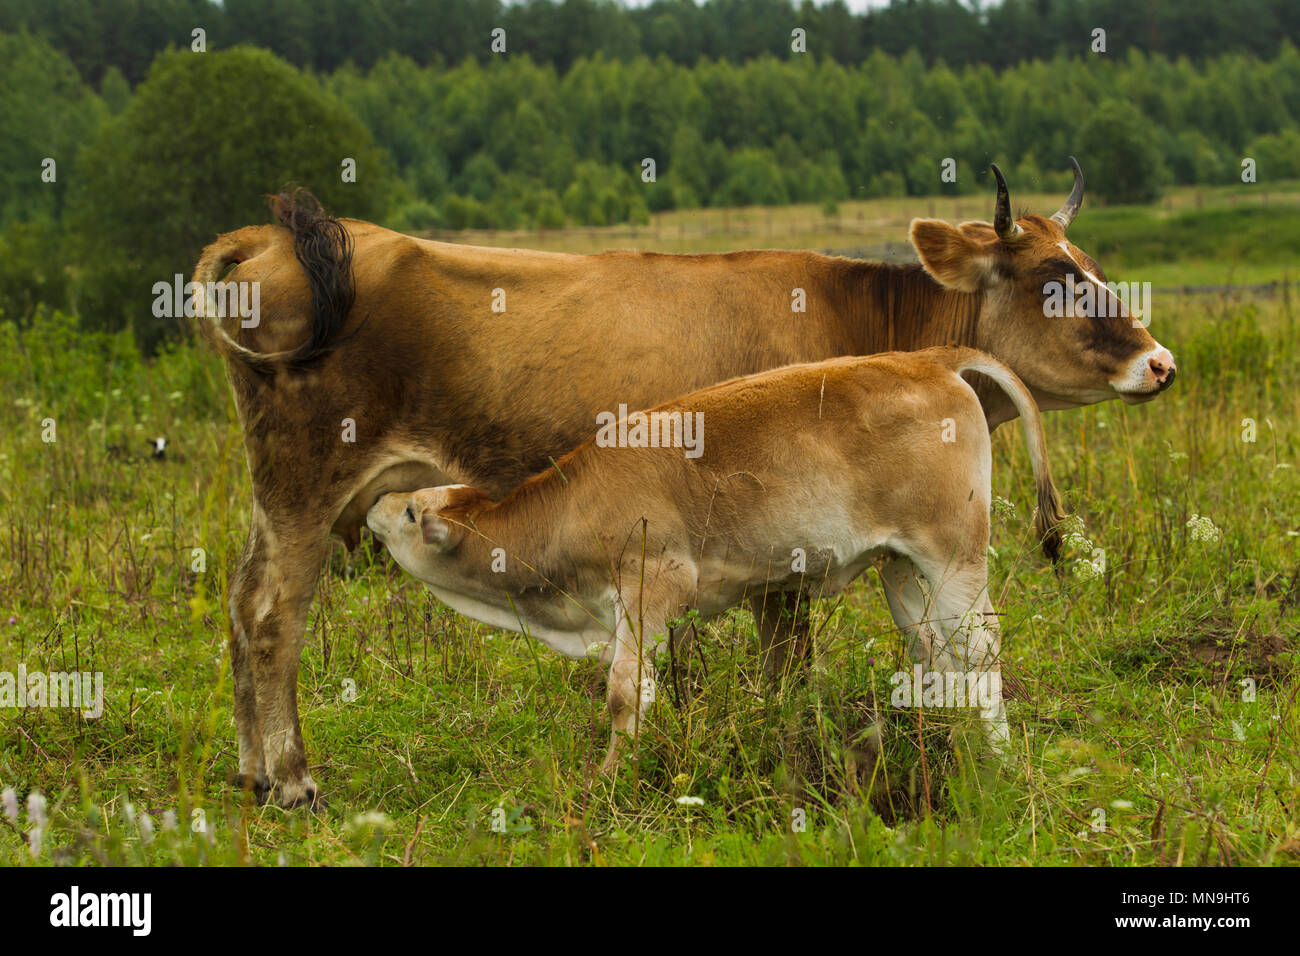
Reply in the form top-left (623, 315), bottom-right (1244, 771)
top-left (229, 524), bottom-right (269, 800)
top-left (230, 506), bottom-right (332, 808)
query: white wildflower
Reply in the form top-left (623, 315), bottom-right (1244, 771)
top-left (25, 791), bottom-right (46, 826)
top-left (1059, 514), bottom-right (1092, 552)
top-left (1186, 514), bottom-right (1220, 543)
top-left (676, 795), bottom-right (705, 807)
top-left (1076, 558), bottom-right (1103, 580)
top-left (25, 791), bottom-right (47, 858)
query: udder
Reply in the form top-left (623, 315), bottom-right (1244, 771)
top-left (331, 459), bottom-right (453, 550)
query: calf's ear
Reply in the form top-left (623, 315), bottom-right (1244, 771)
top-left (909, 218), bottom-right (993, 293)
top-left (439, 484), bottom-right (495, 510)
top-left (421, 511), bottom-right (467, 551)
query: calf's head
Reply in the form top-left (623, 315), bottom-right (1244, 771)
top-left (366, 485), bottom-right (494, 575)
top-left (909, 159), bottom-right (1176, 410)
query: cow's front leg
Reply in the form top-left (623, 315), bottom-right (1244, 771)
top-left (231, 506), bottom-right (331, 808)
top-left (749, 590), bottom-right (813, 684)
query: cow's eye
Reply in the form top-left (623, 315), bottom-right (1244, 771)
top-left (405, 506), bottom-right (415, 522)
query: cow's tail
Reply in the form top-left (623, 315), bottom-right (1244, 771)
top-left (191, 186), bottom-right (355, 372)
top-left (948, 349), bottom-right (1066, 564)
top-left (191, 231), bottom-right (274, 369)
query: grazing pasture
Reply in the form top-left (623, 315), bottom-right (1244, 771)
top-left (0, 201), bottom-right (1297, 866)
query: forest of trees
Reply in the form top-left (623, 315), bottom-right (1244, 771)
top-left (3, 1), bottom-right (1300, 347)
top-left (5, 0), bottom-right (1300, 82)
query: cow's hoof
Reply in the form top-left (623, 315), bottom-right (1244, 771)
top-left (229, 771), bottom-right (273, 804)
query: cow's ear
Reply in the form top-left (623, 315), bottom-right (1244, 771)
top-left (957, 220), bottom-right (997, 243)
top-left (909, 218), bottom-right (993, 293)
top-left (421, 511), bottom-right (467, 551)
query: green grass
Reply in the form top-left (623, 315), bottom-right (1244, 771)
top-left (0, 268), bottom-right (1298, 866)
top-left (1069, 201), bottom-right (1300, 287)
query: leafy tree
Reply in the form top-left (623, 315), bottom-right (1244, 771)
top-left (66, 46), bottom-right (393, 350)
top-left (561, 161), bottom-right (647, 225)
top-left (100, 65), bottom-right (130, 115)
top-left (1077, 98), bottom-right (1167, 204)
top-left (1245, 129), bottom-right (1300, 182)
top-left (9, 0), bottom-right (1300, 81)
top-left (442, 193), bottom-right (491, 229)
top-left (720, 148), bottom-right (789, 207)
top-left (0, 221), bottom-right (69, 319)
top-left (390, 199), bottom-right (443, 232)
top-left (0, 31), bottom-right (105, 228)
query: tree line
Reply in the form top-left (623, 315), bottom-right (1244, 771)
top-left (3, 28), bottom-right (1300, 348)
top-left (4, 0), bottom-right (1300, 84)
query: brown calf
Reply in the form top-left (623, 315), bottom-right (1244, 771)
top-left (366, 347), bottom-right (1064, 770)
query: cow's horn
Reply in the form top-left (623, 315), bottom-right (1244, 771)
top-left (990, 164), bottom-right (1022, 241)
top-left (1051, 156), bottom-right (1085, 229)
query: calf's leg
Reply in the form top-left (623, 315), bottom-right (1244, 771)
top-left (881, 537), bottom-right (1008, 751)
top-left (602, 602), bottom-right (662, 773)
top-left (879, 554), bottom-right (938, 665)
top-left (917, 561), bottom-right (1008, 752)
top-left (602, 563), bottom-right (696, 772)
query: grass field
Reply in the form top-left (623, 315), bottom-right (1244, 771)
top-left (436, 183), bottom-right (1300, 287)
top-left (0, 195), bottom-right (1298, 866)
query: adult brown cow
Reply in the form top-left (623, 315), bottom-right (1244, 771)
top-left (193, 161), bottom-right (1175, 808)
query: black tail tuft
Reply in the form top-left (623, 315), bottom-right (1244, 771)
top-left (267, 185), bottom-right (356, 369)
top-left (1035, 480), bottom-right (1066, 567)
